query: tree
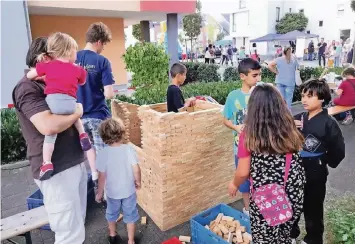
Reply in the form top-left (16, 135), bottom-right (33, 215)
top-left (132, 24), bottom-right (142, 42)
top-left (351, 0), bottom-right (355, 65)
top-left (183, 0), bottom-right (203, 61)
top-left (275, 13), bottom-right (308, 34)
top-left (216, 32), bottom-right (226, 41)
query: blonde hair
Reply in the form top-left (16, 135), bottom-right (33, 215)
top-left (37, 32), bottom-right (78, 62)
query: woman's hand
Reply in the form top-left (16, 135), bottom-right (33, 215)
top-left (228, 180), bottom-right (238, 197)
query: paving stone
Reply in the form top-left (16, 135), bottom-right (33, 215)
top-left (1, 204), bottom-right (28, 218)
top-left (1, 191), bottom-right (30, 211)
top-left (1, 180), bottom-right (31, 198)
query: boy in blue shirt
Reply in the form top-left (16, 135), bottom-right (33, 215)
top-left (76, 22), bottom-right (115, 184)
top-left (96, 118), bottom-right (141, 244)
top-left (223, 58), bottom-right (262, 216)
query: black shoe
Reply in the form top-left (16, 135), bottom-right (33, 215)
top-left (107, 235), bottom-right (123, 244)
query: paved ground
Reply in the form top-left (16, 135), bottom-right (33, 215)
top-left (1, 103), bottom-right (354, 244)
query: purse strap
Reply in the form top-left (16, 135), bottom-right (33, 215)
top-left (250, 153), bottom-right (292, 193)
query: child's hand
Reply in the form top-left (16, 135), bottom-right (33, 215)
top-left (228, 181), bottom-right (238, 197)
top-left (234, 124), bottom-right (244, 133)
top-left (135, 181), bottom-right (141, 190)
top-left (294, 120), bottom-right (302, 129)
top-left (95, 192), bottom-right (103, 203)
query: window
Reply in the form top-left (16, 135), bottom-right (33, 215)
top-left (319, 21), bottom-right (323, 27)
top-left (299, 9), bottom-right (304, 13)
top-left (276, 7), bottom-right (280, 22)
top-left (289, 8), bottom-right (292, 13)
top-left (337, 4), bottom-right (345, 17)
top-left (232, 13), bottom-right (237, 32)
top-left (239, 0), bottom-right (246, 9)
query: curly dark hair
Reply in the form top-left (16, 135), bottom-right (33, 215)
top-left (86, 22), bottom-right (112, 44)
top-left (244, 84), bottom-right (304, 154)
top-left (26, 37), bottom-right (48, 68)
top-left (99, 118), bottom-right (125, 145)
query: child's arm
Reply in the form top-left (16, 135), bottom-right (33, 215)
top-left (96, 171), bottom-right (106, 202)
top-left (228, 132), bottom-right (250, 197)
top-left (223, 119), bottom-right (244, 133)
top-left (223, 93), bottom-right (244, 133)
top-left (78, 66), bottom-right (87, 86)
top-left (132, 164), bottom-right (141, 190)
top-left (335, 88), bottom-right (343, 96)
top-left (321, 118), bottom-right (345, 168)
top-left (27, 69), bottom-right (39, 80)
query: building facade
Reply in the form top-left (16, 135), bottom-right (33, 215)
top-left (1, 0), bottom-right (195, 108)
top-left (229, 0), bottom-right (355, 55)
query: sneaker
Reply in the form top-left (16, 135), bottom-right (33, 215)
top-left (79, 133), bottom-right (92, 151)
top-left (342, 115), bottom-right (354, 125)
top-left (243, 207), bottom-right (250, 217)
top-left (107, 235), bottom-right (123, 244)
top-left (39, 161), bottom-right (54, 180)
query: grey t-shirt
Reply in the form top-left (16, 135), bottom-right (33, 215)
top-left (96, 144), bottom-right (138, 199)
top-left (275, 56), bottom-right (299, 86)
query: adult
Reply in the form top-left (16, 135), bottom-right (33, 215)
top-left (318, 38), bottom-right (327, 67)
top-left (12, 37), bottom-right (87, 243)
top-left (268, 46), bottom-right (299, 108)
top-left (76, 22), bottom-right (115, 185)
top-left (343, 38), bottom-right (352, 63)
top-left (334, 41), bottom-right (342, 67)
top-left (205, 44), bottom-right (214, 64)
top-left (221, 45), bottom-right (228, 65)
top-left (227, 44), bottom-right (234, 66)
top-left (308, 40), bottom-right (315, 61)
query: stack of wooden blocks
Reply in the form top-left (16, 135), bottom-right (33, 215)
top-left (111, 100), bottom-right (239, 231)
top-left (206, 213), bottom-right (252, 244)
top-left (111, 101), bottom-right (142, 146)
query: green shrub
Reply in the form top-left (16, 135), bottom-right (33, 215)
top-left (223, 67), bottom-right (240, 82)
top-left (197, 63), bottom-right (221, 82)
top-left (122, 42), bottom-right (169, 88)
top-left (1, 108), bottom-right (27, 164)
top-left (183, 62), bottom-right (201, 84)
top-left (326, 196), bottom-right (355, 244)
top-left (182, 81), bottom-right (242, 104)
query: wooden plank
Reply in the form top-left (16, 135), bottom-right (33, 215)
top-left (0, 206), bottom-right (49, 240)
top-left (328, 106), bottom-right (355, 116)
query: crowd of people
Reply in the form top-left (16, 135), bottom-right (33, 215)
top-left (11, 18), bottom-right (354, 244)
top-left (307, 38), bottom-right (354, 67)
top-left (168, 57), bottom-right (353, 244)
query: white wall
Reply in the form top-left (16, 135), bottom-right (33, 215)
top-left (1, 1), bottom-right (31, 108)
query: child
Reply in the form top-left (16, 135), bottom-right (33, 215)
top-left (95, 118), bottom-right (141, 244)
top-left (223, 58), bottom-right (262, 216)
top-left (166, 63), bottom-right (196, 112)
top-left (333, 67), bottom-right (355, 125)
top-left (26, 32), bottom-right (95, 181)
top-left (327, 46), bottom-right (336, 68)
top-left (292, 79), bottom-right (345, 244)
top-left (228, 84), bottom-right (305, 243)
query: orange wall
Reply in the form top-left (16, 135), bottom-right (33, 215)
top-left (29, 15), bottom-right (127, 85)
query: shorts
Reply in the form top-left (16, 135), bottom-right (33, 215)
top-left (82, 118), bottom-right (106, 152)
top-left (106, 193), bottom-right (140, 223)
top-left (235, 155), bottom-right (251, 193)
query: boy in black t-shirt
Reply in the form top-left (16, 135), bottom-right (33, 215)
top-left (167, 63), bottom-right (196, 112)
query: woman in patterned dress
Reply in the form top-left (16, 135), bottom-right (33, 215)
top-left (228, 84), bottom-right (306, 244)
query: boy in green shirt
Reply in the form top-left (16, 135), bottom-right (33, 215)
top-left (223, 58), bottom-right (262, 216)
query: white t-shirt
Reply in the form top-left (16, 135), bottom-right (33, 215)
top-left (96, 144), bottom-right (138, 199)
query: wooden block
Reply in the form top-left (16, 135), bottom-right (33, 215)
top-left (221, 220), bottom-right (227, 226)
top-left (227, 232), bottom-right (233, 243)
top-left (239, 226), bottom-right (246, 233)
top-left (218, 224), bottom-right (229, 234)
top-left (229, 226), bottom-right (236, 233)
top-left (217, 230), bottom-right (223, 237)
top-left (242, 232), bottom-right (252, 242)
top-left (141, 216), bottom-right (147, 225)
top-left (213, 226), bottom-right (220, 234)
top-left (227, 221), bottom-right (235, 227)
top-left (215, 213), bottom-right (224, 224)
top-left (232, 237), bottom-right (238, 244)
top-left (222, 216), bottom-right (234, 222)
top-left (179, 236), bottom-right (191, 242)
top-left (234, 220), bottom-right (241, 229)
top-left (236, 229), bottom-right (243, 243)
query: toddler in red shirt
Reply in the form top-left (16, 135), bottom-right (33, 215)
top-left (27, 32), bottom-right (94, 180)
top-left (333, 67), bottom-right (355, 125)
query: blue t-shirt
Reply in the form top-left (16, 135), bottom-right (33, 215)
top-left (275, 57), bottom-right (299, 86)
top-left (96, 144), bottom-right (138, 199)
top-left (223, 89), bottom-right (250, 154)
top-left (76, 50), bottom-right (115, 120)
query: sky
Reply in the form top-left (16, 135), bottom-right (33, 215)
top-left (200, 0), bottom-right (236, 14)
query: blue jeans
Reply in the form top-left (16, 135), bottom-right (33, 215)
top-left (308, 52), bottom-right (313, 61)
top-left (334, 57), bottom-right (340, 67)
top-left (276, 84), bottom-right (295, 109)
